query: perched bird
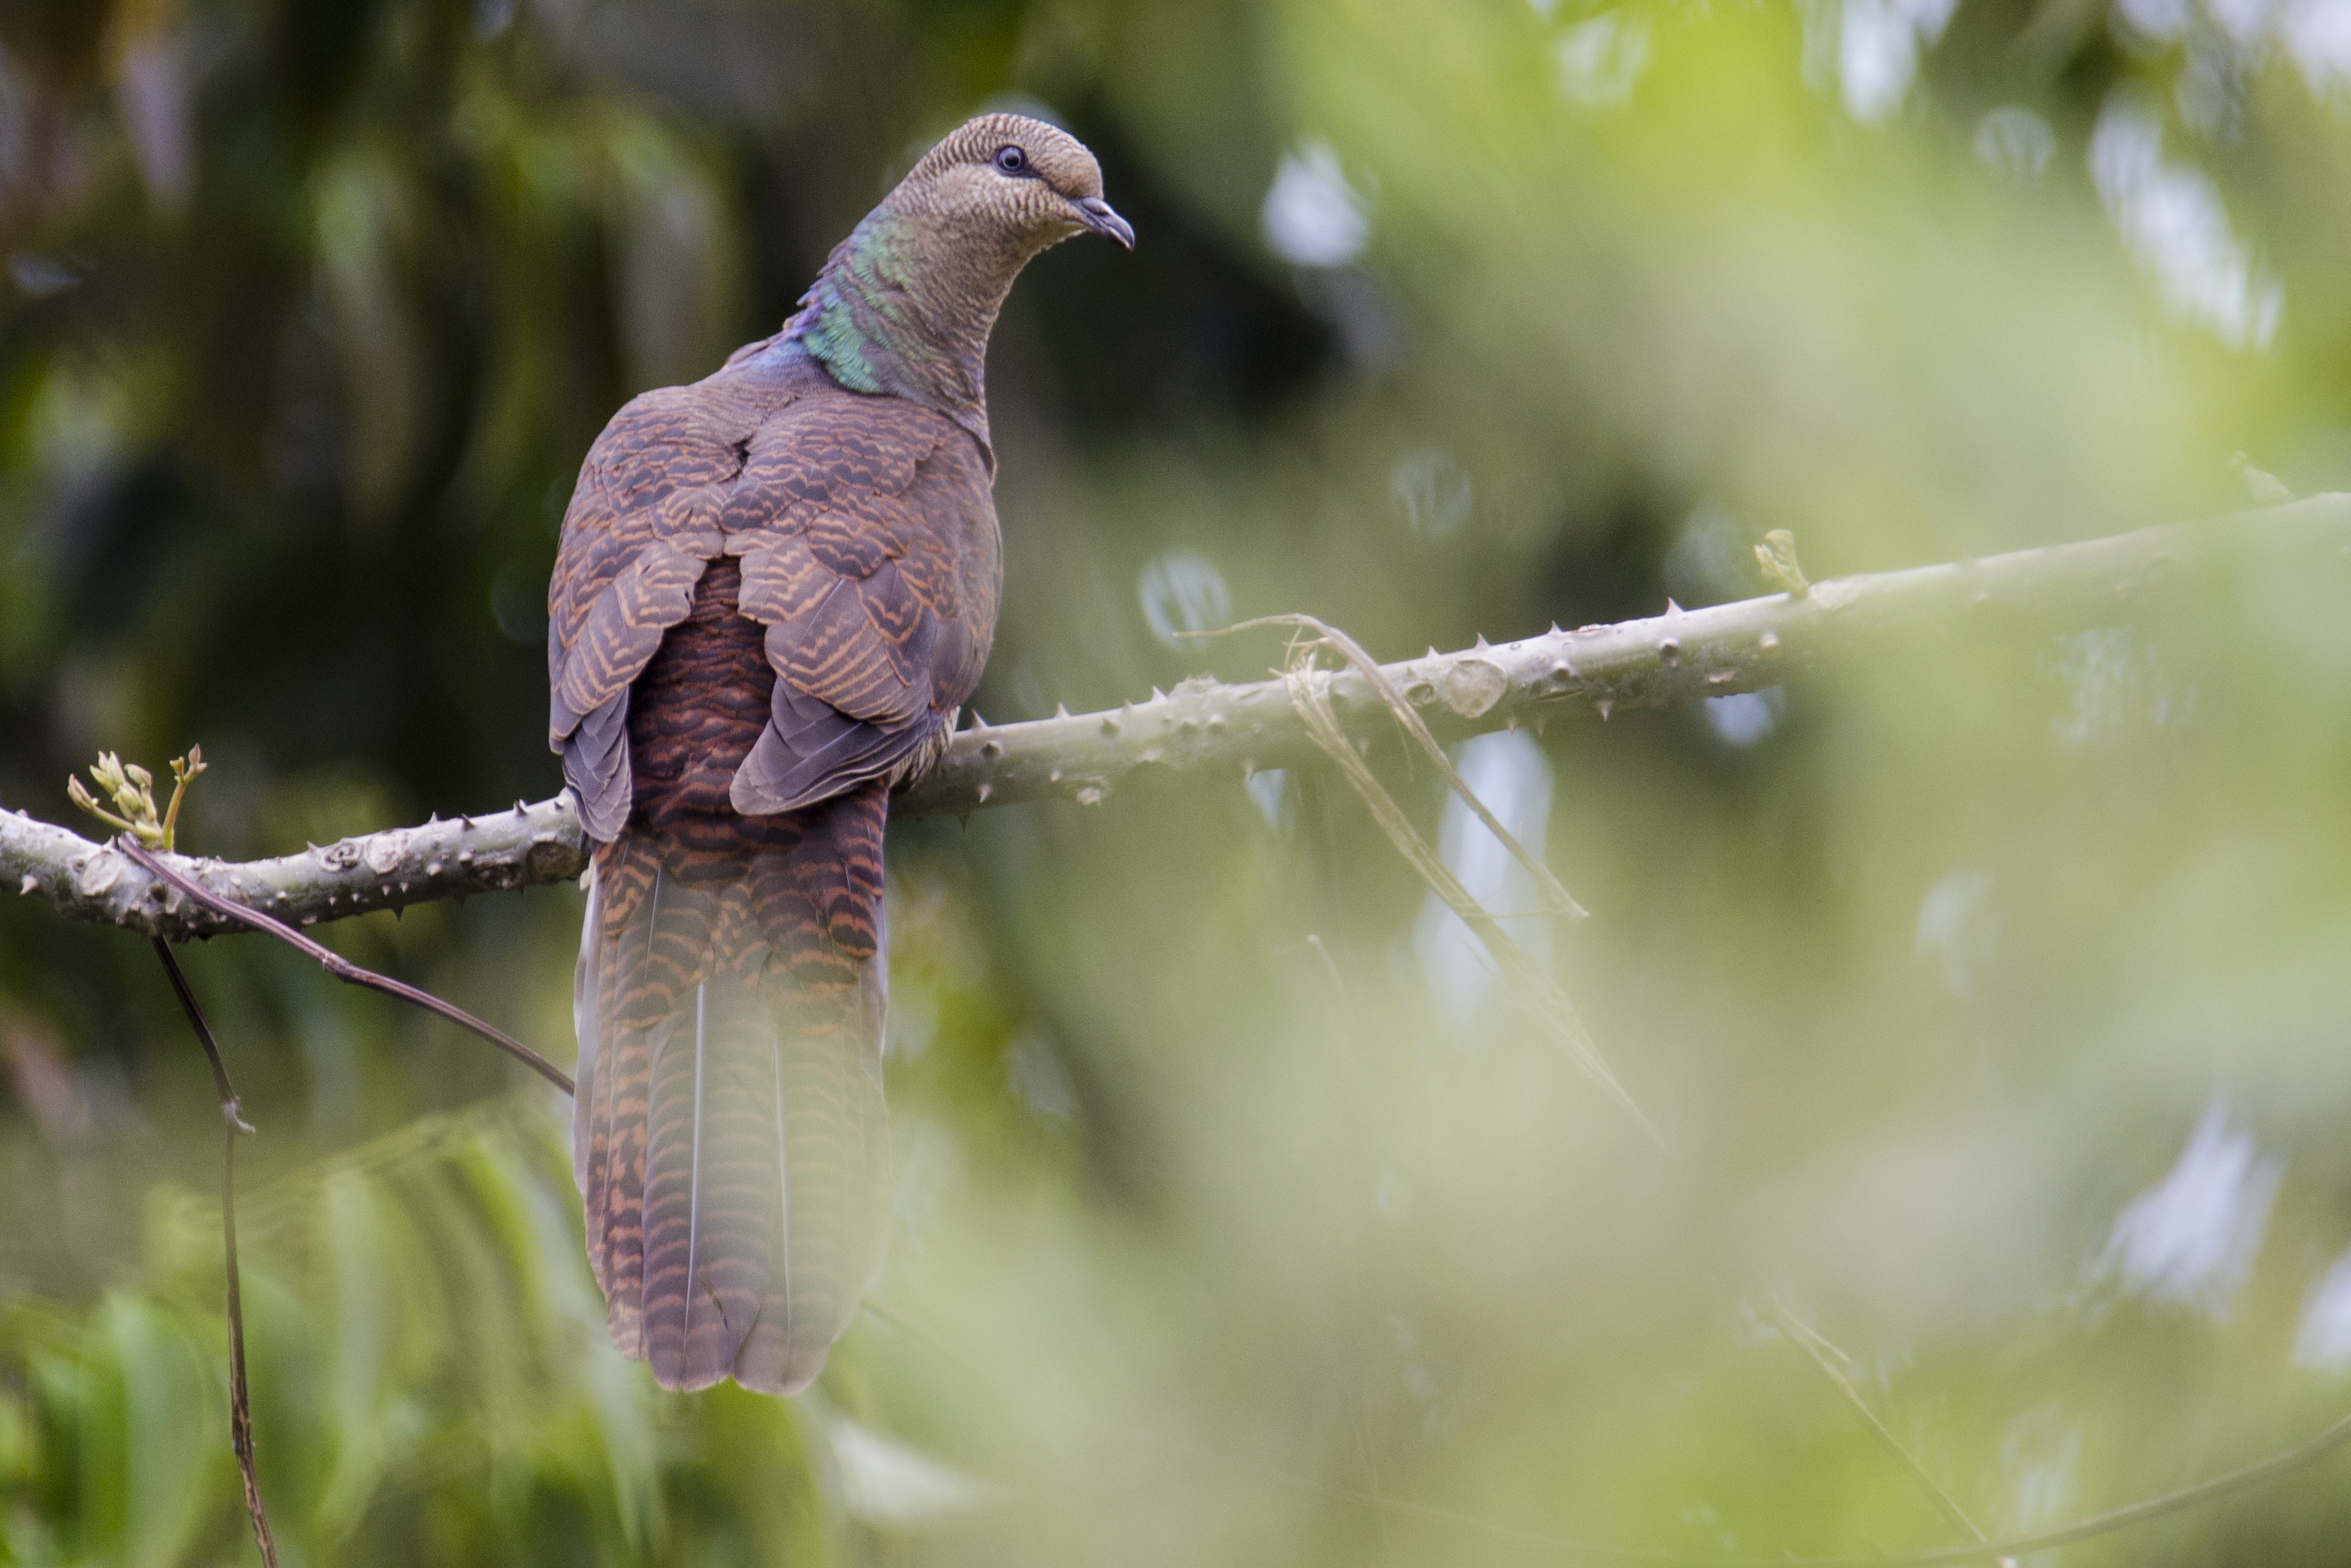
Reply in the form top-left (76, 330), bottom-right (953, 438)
top-left (547, 114), bottom-right (1131, 1393)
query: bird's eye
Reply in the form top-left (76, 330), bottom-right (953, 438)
top-left (992, 145), bottom-right (1028, 175)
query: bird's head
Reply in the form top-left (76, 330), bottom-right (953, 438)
top-left (787, 111), bottom-right (1129, 444)
top-left (884, 113), bottom-right (1135, 258)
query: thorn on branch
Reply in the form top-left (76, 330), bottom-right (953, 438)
top-left (2230, 451), bottom-right (2294, 505)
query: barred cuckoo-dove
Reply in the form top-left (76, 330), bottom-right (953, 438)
top-left (548, 114), bottom-right (1132, 1393)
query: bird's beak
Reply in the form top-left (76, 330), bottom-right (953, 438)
top-left (1074, 195), bottom-right (1135, 249)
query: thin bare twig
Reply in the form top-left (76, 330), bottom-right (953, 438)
top-left (119, 840), bottom-right (574, 1096)
top-left (1217, 614), bottom-right (1585, 921)
top-left (149, 938), bottom-right (278, 1568)
top-left (1269, 628), bottom-right (1659, 1144)
top-left (1304, 933), bottom-right (1351, 1008)
top-left (1316, 1390), bottom-right (2351, 1563)
top-left (1766, 1297), bottom-right (2009, 1564)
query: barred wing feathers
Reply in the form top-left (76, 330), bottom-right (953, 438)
top-left (552, 346), bottom-right (998, 1393)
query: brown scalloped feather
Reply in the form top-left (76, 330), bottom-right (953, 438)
top-left (551, 343), bottom-right (997, 1394)
top-left (573, 556), bottom-right (900, 1392)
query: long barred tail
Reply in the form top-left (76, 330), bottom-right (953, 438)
top-left (571, 783), bottom-right (892, 1393)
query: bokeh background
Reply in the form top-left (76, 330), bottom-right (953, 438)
top-left (5, 0), bottom-right (2351, 1562)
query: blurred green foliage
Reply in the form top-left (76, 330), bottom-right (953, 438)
top-left (5, 0), bottom-right (2351, 1562)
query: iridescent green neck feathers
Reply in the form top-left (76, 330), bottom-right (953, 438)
top-left (790, 212), bottom-right (915, 399)
top-left (785, 209), bottom-right (1005, 454)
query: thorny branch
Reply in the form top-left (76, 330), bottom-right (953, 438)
top-left (6, 494), bottom-right (2346, 942)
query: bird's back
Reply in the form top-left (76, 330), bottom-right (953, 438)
top-left (554, 339), bottom-right (997, 1392)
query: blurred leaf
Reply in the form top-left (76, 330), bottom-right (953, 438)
top-left (88, 1292), bottom-right (217, 1568)
top-left (317, 1165), bottom-right (443, 1531)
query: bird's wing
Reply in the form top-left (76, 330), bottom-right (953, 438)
top-left (547, 372), bottom-right (797, 840)
top-left (724, 388), bottom-right (999, 815)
